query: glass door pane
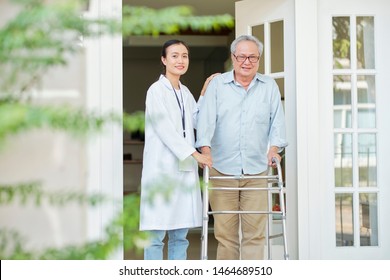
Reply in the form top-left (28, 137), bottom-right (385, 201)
top-left (252, 24), bottom-right (265, 74)
top-left (270, 21), bottom-right (284, 73)
top-left (332, 15), bottom-right (379, 247)
top-left (336, 193), bottom-right (354, 246)
top-left (333, 17), bottom-right (351, 69)
top-left (359, 193), bottom-right (378, 246)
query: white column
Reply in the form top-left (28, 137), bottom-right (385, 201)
top-left (295, 0), bottom-right (322, 259)
top-left (85, 0), bottom-right (123, 259)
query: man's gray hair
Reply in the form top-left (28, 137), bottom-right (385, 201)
top-left (230, 35), bottom-right (264, 56)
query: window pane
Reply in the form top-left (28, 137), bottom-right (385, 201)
top-left (336, 193), bottom-right (354, 246)
top-left (270, 20), bottom-right (284, 73)
top-left (357, 75), bottom-right (376, 128)
top-left (357, 17), bottom-right (375, 69)
top-left (358, 134), bottom-right (377, 187)
top-left (275, 78), bottom-right (285, 113)
top-left (359, 193), bottom-right (378, 246)
top-left (275, 78), bottom-right (285, 100)
top-left (334, 133), bottom-right (353, 187)
top-left (334, 75), bottom-right (352, 128)
top-left (333, 17), bottom-right (351, 69)
top-left (252, 24), bottom-right (265, 74)
top-left (271, 193), bottom-right (285, 220)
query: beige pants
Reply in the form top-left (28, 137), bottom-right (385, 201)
top-left (209, 168), bottom-right (268, 260)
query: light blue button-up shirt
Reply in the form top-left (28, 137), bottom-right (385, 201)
top-left (195, 70), bottom-right (288, 175)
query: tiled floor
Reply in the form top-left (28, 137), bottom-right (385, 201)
top-left (124, 229), bottom-right (218, 260)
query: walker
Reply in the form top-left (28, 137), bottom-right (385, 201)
top-left (200, 157), bottom-right (289, 260)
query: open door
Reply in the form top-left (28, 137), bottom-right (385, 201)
top-left (237, 0), bottom-right (390, 260)
top-left (235, 0), bottom-right (297, 260)
top-left (317, 0), bottom-right (390, 259)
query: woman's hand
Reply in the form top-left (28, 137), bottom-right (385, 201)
top-left (200, 73), bottom-right (221, 96)
top-left (192, 151), bottom-right (212, 169)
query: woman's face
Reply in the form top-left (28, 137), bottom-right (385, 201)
top-left (161, 43), bottom-right (189, 77)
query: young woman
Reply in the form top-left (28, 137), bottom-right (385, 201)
top-left (139, 39), bottom-right (216, 260)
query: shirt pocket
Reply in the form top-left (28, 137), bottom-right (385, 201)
top-left (255, 102), bottom-right (270, 125)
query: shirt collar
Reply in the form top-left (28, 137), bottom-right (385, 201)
top-left (159, 74), bottom-right (183, 90)
top-left (224, 70), bottom-right (266, 85)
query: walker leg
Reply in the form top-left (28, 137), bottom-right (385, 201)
top-left (201, 167), bottom-right (210, 260)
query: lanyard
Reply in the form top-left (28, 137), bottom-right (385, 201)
top-left (172, 87), bottom-right (186, 138)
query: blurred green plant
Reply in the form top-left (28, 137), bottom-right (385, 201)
top-left (122, 5), bottom-right (234, 37)
top-left (0, 100), bottom-right (116, 146)
top-left (0, 0), bottom-right (118, 95)
top-left (0, 0), bottom-right (234, 259)
top-left (0, 183), bottom-right (146, 259)
top-left (123, 110), bottom-right (145, 141)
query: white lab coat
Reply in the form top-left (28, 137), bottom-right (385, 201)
top-left (139, 75), bottom-right (202, 230)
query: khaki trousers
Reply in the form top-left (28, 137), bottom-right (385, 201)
top-left (209, 168), bottom-right (268, 260)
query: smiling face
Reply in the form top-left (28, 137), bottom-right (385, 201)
top-left (231, 40), bottom-right (260, 81)
top-left (161, 43), bottom-right (189, 79)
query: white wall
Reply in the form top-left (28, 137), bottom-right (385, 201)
top-left (0, 0), bottom-right (123, 258)
top-left (0, 1), bottom-right (89, 250)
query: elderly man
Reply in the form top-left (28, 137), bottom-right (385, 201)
top-left (196, 35), bottom-right (288, 260)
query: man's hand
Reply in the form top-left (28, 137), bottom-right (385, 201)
top-left (192, 147), bottom-right (212, 169)
top-left (268, 146), bottom-right (281, 168)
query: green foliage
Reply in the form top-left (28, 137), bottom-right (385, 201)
top-left (0, 101), bottom-right (120, 146)
top-left (0, 0), bottom-right (119, 95)
top-left (122, 194), bottom-right (148, 254)
top-left (122, 6), bottom-right (234, 36)
top-left (0, 183), bottom-right (106, 206)
top-left (0, 190), bottom-right (147, 259)
top-left (123, 110), bottom-right (145, 134)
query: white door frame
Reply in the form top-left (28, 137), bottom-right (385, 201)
top-left (294, 0), bottom-right (323, 259)
top-left (85, 0), bottom-right (123, 259)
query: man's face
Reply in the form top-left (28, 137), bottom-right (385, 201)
top-left (231, 40), bottom-right (260, 79)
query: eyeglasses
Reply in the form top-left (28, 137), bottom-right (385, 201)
top-left (233, 54), bottom-right (260, 63)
